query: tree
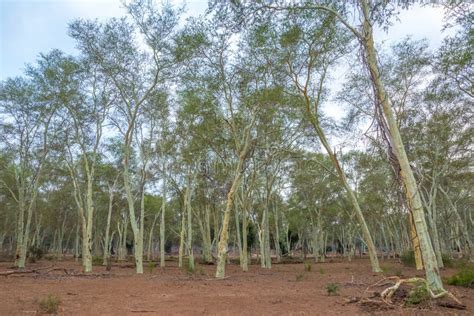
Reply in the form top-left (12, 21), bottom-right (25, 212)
top-left (0, 51), bottom-right (63, 268)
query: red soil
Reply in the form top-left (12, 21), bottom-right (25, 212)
top-left (0, 257), bottom-right (472, 315)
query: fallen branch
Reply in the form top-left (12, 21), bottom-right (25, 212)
top-left (0, 269), bottom-right (36, 276)
top-left (437, 301), bottom-right (467, 310)
top-left (206, 276), bottom-right (231, 281)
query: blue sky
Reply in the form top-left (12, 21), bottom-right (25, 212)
top-left (1, 0), bottom-right (450, 81)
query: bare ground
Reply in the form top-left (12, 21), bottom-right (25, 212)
top-left (0, 257), bottom-right (472, 315)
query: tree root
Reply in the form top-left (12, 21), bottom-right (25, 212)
top-left (360, 276), bottom-right (465, 309)
top-left (0, 265), bottom-right (109, 278)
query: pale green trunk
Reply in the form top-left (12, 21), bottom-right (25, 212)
top-left (360, 0), bottom-right (444, 293)
top-left (147, 214), bottom-right (159, 261)
top-left (178, 204), bottom-right (186, 268)
top-left (215, 158), bottom-right (246, 278)
top-left (160, 172), bottom-right (167, 267)
top-left (241, 203), bottom-right (248, 271)
top-left (263, 205), bottom-right (271, 268)
top-left (234, 204), bottom-right (243, 267)
top-left (186, 179), bottom-right (194, 272)
top-left (103, 186), bottom-right (114, 266)
top-left (202, 205), bottom-right (212, 263)
top-left (273, 204), bottom-right (281, 263)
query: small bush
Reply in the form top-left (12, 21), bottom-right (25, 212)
top-left (400, 250), bottom-right (415, 267)
top-left (441, 253), bottom-right (453, 268)
top-left (319, 267), bottom-right (325, 275)
top-left (186, 261), bottom-right (205, 276)
top-left (405, 282), bottom-right (430, 306)
top-left (28, 246), bottom-right (45, 263)
top-left (92, 256), bottom-right (102, 266)
top-left (304, 261), bottom-right (312, 272)
top-left (326, 283), bottom-right (339, 296)
top-left (447, 268), bottom-right (474, 288)
top-left (38, 294), bottom-right (61, 314)
top-left (148, 261), bottom-right (157, 273)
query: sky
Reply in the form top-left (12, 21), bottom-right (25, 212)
top-left (0, 1), bottom-right (451, 81)
top-left (0, 0), bottom-right (205, 80)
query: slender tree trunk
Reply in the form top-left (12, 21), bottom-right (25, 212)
top-left (234, 204), bottom-right (243, 267)
top-left (185, 177), bottom-right (194, 272)
top-left (273, 203), bottom-right (281, 263)
top-left (147, 213), bottom-right (159, 261)
top-left (202, 205), bottom-right (212, 263)
top-left (103, 183), bottom-right (115, 265)
top-left (178, 202), bottom-right (186, 268)
top-left (215, 158), bottom-right (246, 278)
top-left (242, 209), bottom-right (249, 270)
top-left (311, 122), bottom-right (380, 272)
top-left (263, 204), bottom-right (271, 268)
top-left (360, 0), bottom-right (444, 292)
top-left (160, 177), bottom-right (167, 267)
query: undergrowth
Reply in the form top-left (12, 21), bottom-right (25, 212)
top-left (38, 294), bottom-right (61, 314)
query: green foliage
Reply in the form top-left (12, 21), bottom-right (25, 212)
top-left (441, 253), bottom-right (453, 268)
top-left (28, 246), bottom-right (45, 263)
top-left (400, 250), bottom-right (415, 267)
top-left (446, 267), bottom-right (474, 288)
top-left (319, 267), bottom-right (325, 275)
top-left (92, 256), bottom-right (102, 266)
top-left (148, 261), bottom-right (157, 273)
top-left (326, 283), bottom-right (339, 296)
top-left (38, 294), bottom-right (61, 314)
top-left (381, 265), bottom-right (402, 277)
top-left (304, 261), bottom-right (312, 272)
top-left (174, 30), bottom-right (207, 63)
top-left (186, 261), bottom-right (205, 276)
top-left (405, 282), bottom-right (430, 306)
top-left (401, 250), bottom-right (452, 269)
top-left (280, 25), bottom-right (302, 47)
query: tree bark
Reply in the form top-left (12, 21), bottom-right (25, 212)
top-left (359, 0), bottom-right (444, 293)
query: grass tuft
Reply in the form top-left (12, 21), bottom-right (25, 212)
top-left (38, 294), bottom-right (61, 314)
top-left (326, 282), bottom-right (339, 296)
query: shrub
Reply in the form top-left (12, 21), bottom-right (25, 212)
top-left (405, 282), bottom-right (430, 306)
top-left (186, 261), bottom-right (205, 276)
top-left (28, 246), bottom-right (45, 263)
top-left (326, 283), bottom-right (339, 296)
top-left (148, 261), bottom-right (157, 273)
top-left (447, 268), bottom-right (474, 288)
top-left (441, 253), bottom-right (453, 268)
top-left (401, 250), bottom-right (451, 269)
top-left (38, 294), bottom-right (61, 314)
top-left (92, 256), bottom-right (102, 266)
top-left (400, 250), bottom-right (415, 267)
top-left (319, 267), bottom-right (325, 275)
top-left (304, 261), bottom-right (312, 272)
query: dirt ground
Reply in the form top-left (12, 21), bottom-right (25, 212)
top-left (0, 257), bottom-right (472, 315)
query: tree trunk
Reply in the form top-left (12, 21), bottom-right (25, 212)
top-left (160, 190), bottom-right (166, 267)
top-left (273, 203), bottom-right (281, 263)
top-left (234, 204), bottom-right (243, 267)
top-left (360, 0), bottom-right (444, 293)
top-left (215, 158), bottom-right (246, 278)
top-left (103, 183), bottom-right (115, 266)
top-left (147, 213), bottom-right (159, 261)
top-left (178, 202), bottom-right (186, 268)
top-left (185, 176), bottom-right (194, 272)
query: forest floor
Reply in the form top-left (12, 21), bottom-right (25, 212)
top-left (0, 256), bottom-right (472, 315)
